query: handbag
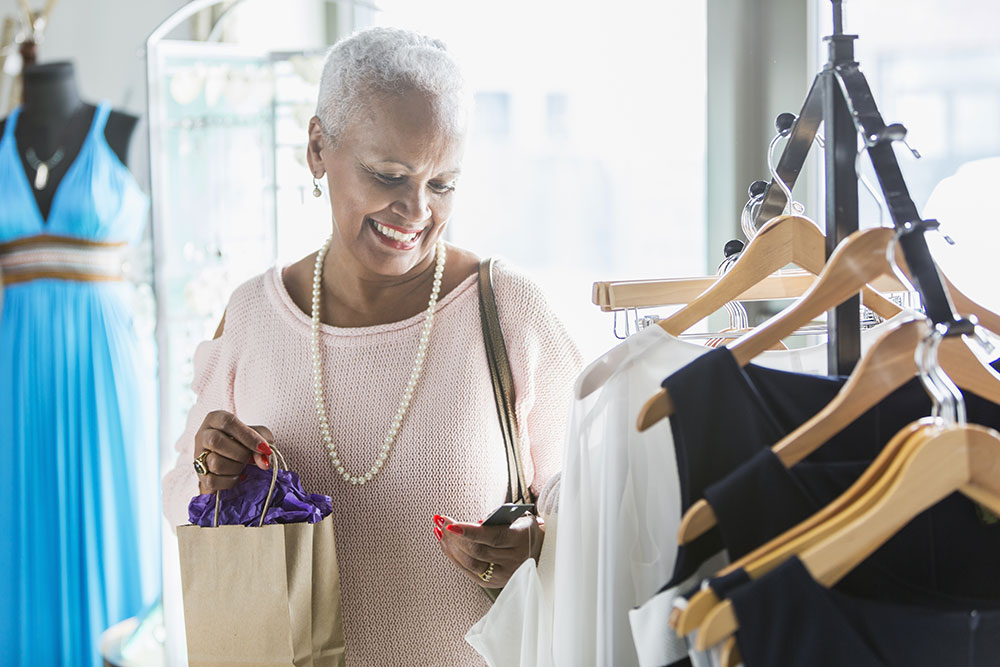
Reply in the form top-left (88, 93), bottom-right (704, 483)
top-left (478, 257), bottom-right (532, 505)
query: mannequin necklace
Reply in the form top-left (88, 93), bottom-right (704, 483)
top-left (311, 236), bottom-right (447, 486)
top-left (25, 147), bottom-right (66, 190)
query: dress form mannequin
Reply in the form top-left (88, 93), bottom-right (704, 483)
top-left (0, 61), bottom-right (139, 221)
top-left (0, 59), bottom-right (158, 667)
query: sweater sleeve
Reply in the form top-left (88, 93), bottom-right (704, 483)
top-left (160, 318), bottom-right (239, 529)
top-left (491, 260), bottom-right (583, 511)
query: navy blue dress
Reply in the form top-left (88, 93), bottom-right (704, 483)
top-left (729, 557), bottom-right (1000, 666)
top-left (656, 347), bottom-right (1000, 665)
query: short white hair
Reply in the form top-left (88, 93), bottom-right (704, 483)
top-left (315, 27), bottom-right (470, 144)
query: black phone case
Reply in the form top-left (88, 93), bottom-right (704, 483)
top-left (482, 503), bottom-right (535, 526)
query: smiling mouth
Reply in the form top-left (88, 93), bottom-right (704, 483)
top-left (368, 218), bottom-right (426, 245)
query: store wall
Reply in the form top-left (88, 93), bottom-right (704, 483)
top-left (703, 0), bottom-right (810, 333)
top-left (705, 0), bottom-right (810, 275)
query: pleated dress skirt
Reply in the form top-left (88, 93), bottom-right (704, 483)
top-left (0, 277), bottom-right (160, 665)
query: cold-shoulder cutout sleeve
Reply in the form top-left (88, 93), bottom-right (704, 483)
top-left (213, 312), bottom-right (226, 339)
top-left (161, 302), bottom-right (242, 528)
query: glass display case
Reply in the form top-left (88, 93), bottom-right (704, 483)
top-left (148, 40), bottom-right (279, 455)
top-left (147, 0), bottom-right (377, 474)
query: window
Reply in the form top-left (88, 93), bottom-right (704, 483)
top-left (813, 0), bottom-right (1000, 312)
top-left (373, 0), bottom-right (708, 359)
top-left (473, 92), bottom-right (512, 140)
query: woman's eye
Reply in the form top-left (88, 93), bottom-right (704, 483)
top-left (370, 168), bottom-right (453, 193)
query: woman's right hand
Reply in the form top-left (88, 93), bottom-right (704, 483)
top-left (193, 410), bottom-right (275, 493)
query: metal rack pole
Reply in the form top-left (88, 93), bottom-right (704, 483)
top-left (823, 0), bottom-right (861, 375)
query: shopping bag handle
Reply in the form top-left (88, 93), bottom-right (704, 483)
top-left (212, 446), bottom-right (289, 527)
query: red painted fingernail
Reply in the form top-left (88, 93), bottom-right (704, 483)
top-left (257, 442), bottom-right (273, 456)
top-left (240, 473), bottom-right (248, 481)
top-left (433, 515), bottom-right (445, 526)
top-left (433, 526), bottom-right (443, 541)
top-left (261, 456), bottom-right (270, 469)
top-left (446, 525), bottom-right (464, 535)
top-left (477, 520), bottom-right (484, 524)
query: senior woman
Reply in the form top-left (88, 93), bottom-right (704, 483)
top-left (163, 27), bottom-right (581, 665)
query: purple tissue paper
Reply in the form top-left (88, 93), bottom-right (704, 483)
top-left (188, 464), bottom-right (333, 527)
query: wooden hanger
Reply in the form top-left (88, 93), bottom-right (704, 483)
top-left (591, 215), bottom-right (905, 314)
top-left (656, 215), bottom-right (899, 336)
top-left (580, 214), bottom-right (847, 399)
top-left (673, 419), bottom-right (924, 637)
top-left (592, 271), bottom-right (821, 312)
top-left (695, 420), bottom-right (1000, 650)
top-left (638, 226), bottom-right (1000, 432)
top-left (706, 284), bottom-right (1000, 667)
top-left (676, 312), bottom-right (1000, 636)
top-left (719, 639), bottom-right (740, 667)
top-left (675, 316), bottom-right (1000, 546)
top-left (637, 227), bottom-right (903, 431)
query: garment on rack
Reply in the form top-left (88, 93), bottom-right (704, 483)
top-left (0, 103), bottom-right (159, 667)
top-left (549, 317), bottom-right (905, 667)
top-left (631, 551), bottom-right (729, 667)
top-left (704, 441), bottom-right (1000, 602)
top-left (663, 346), bottom-right (1000, 588)
top-left (629, 332), bottom-right (1000, 666)
top-left (728, 556), bottom-right (1000, 667)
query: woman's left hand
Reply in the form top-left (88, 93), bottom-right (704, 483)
top-left (433, 514), bottom-right (544, 588)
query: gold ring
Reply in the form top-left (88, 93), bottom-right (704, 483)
top-left (479, 562), bottom-right (495, 583)
top-left (193, 450), bottom-right (211, 476)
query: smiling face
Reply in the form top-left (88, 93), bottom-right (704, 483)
top-left (307, 87), bottom-right (466, 281)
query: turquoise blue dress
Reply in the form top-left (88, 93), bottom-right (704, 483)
top-left (0, 103), bottom-right (160, 665)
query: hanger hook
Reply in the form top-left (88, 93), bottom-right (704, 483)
top-left (928, 328), bottom-right (955, 424)
top-left (916, 323), bottom-right (949, 423)
top-left (935, 323), bottom-right (967, 425)
top-left (768, 114), bottom-right (804, 216)
top-left (767, 133), bottom-right (794, 216)
top-left (613, 309), bottom-right (629, 340)
top-left (741, 196), bottom-right (757, 241)
top-left (742, 180), bottom-right (768, 240)
top-left (920, 323), bottom-right (967, 426)
top-left (718, 243), bottom-right (749, 331)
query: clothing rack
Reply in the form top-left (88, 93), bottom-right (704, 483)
top-left (753, 0), bottom-right (965, 375)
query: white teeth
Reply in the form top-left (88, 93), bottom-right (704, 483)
top-left (372, 220), bottom-right (419, 243)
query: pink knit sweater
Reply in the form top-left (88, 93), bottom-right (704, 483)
top-left (162, 258), bottom-right (582, 666)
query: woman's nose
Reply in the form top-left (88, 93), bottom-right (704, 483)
top-left (391, 184), bottom-right (430, 223)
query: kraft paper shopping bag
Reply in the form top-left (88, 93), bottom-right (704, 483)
top-left (178, 448), bottom-right (345, 667)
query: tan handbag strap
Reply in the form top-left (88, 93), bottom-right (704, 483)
top-left (478, 258), bottom-right (532, 504)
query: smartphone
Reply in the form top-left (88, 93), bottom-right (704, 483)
top-left (481, 503), bottom-right (536, 527)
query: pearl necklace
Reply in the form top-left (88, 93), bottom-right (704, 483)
top-left (311, 236), bottom-right (447, 486)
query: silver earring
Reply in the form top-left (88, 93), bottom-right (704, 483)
top-left (312, 176), bottom-right (322, 198)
